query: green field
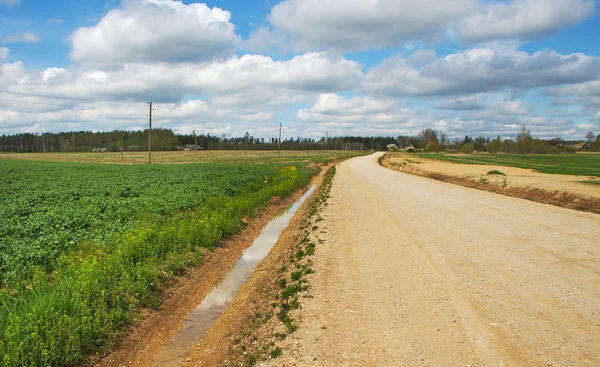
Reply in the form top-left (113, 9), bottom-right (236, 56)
top-left (416, 153), bottom-right (600, 177)
top-left (0, 152), bottom-right (359, 366)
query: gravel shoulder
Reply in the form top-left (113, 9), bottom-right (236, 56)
top-left (268, 153), bottom-right (600, 367)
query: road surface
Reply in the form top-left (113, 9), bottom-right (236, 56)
top-left (268, 153), bottom-right (600, 367)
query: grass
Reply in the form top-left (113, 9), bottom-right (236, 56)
top-left (487, 170), bottom-right (506, 176)
top-left (581, 179), bottom-right (600, 185)
top-left (0, 150), bottom-right (366, 166)
top-left (415, 153), bottom-right (600, 177)
top-left (0, 152), bottom-right (351, 367)
top-left (217, 165), bottom-right (337, 367)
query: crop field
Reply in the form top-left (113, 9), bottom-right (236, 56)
top-left (0, 151), bottom-right (361, 366)
top-left (415, 153), bottom-right (600, 177)
top-left (0, 150), bottom-right (361, 165)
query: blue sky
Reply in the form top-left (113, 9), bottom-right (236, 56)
top-left (0, 0), bottom-right (599, 140)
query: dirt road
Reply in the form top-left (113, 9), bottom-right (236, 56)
top-left (269, 153), bottom-right (600, 367)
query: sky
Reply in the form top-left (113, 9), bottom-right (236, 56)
top-left (0, 0), bottom-right (599, 140)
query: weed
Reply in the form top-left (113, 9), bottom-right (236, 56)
top-left (291, 271), bottom-right (303, 281)
top-left (270, 347), bottom-right (282, 358)
top-left (275, 278), bottom-right (287, 289)
top-left (487, 169), bottom-right (506, 176)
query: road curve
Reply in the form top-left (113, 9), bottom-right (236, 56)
top-left (271, 153), bottom-right (600, 367)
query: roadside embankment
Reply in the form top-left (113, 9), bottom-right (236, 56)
top-left (380, 153), bottom-right (600, 213)
top-left (183, 166), bottom-right (336, 367)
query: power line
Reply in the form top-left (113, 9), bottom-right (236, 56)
top-left (0, 91), bottom-right (92, 101)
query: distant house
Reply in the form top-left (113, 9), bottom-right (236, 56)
top-left (573, 142), bottom-right (591, 151)
top-left (184, 144), bottom-right (202, 151)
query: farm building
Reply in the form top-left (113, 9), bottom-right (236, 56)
top-left (184, 144), bottom-right (202, 151)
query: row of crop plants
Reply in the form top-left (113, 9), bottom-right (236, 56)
top-left (0, 160), bottom-right (315, 366)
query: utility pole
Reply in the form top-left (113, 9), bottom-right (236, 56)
top-left (148, 102), bottom-right (153, 164)
top-left (278, 122), bottom-right (282, 157)
top-left (121, 133), bottom-right (125, 159)
top-left (325, 132), bottom-right (328, 150)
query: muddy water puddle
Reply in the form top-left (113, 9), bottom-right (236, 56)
top-left (153, 186), bottom-right (315, 366)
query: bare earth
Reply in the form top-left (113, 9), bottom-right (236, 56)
top-left (388, 154), bottom-right (600, 199)
top-left (266, 153), bottom-right (600, 367)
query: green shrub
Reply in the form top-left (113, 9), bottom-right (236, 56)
top-left (460, 143), bottom-right (475, 154)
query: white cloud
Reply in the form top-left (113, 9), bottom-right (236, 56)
top-left (1, 52), bottom-right (361, 105)
top-left (364, 48), bottom-right (600, 96)
top-left (1, 31), bottom-right (40, 44)
top-left (298, 93), bottom-right (399, 120)
top-left (0, 52), bottom-right (362, 135)
top-left (438, 94), bottom-right (528, 115)
top-left (0, 47), bottom-right (9, 62)
top-left (296, 93), bottom-right (428, 136)
top-left (455, 0), bottom-right (596, 44)
top-left (261, 0), bottom-right (596, 51)
top-left (0, 61), bottom-right (28, 88)
top-left (268, 0), bottom-right (477, 51)
top-left (69, 0), bottom-right (241, 67)
top-left (408, 50), bottom-right (437, 67)
top-left (438, 95), bottom-right (485, 110)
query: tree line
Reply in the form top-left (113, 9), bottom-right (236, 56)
top-left (394, 126), bottom-right (600, 154)
top-left (0, 129), bottom-right (396, 153)
top-left (1, 126), bottom-right (597, 154)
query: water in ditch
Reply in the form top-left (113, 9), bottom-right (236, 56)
top-left (153, 185), bottom-right (315, 366)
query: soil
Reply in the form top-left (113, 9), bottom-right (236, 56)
top-left (89, 188), bottom-right (313, 367)
top-left (383, 154), bottom-right (600, 212)
top-left (181, 165), bottom-right (333, 367)
top-left (266, 153), bottom-right (600, 366)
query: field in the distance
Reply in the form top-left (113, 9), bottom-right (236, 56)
top-left (0, 149), bottom-right (361, 165)
top-left (415, 153), bottom-right (600, 177)
top-left (0, 150), bottom-right (363, 367)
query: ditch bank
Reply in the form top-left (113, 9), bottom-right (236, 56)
top-left (90, 164), bottom-right (335, 367)
top-left (379, 153), bottom-right (600, 213)
top-left (183, 166), bottom-right (336, 367)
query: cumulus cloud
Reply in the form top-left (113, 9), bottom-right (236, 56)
top-left (364, 48), bottom-right (600, 96)
top-left (547, 80), bottom-right (600, 108)
top-left (261, 0), bottom-right (596, 51)
top-left (268, 0), bottom-right (477, 51)
top-left (408, 50), bottom-right (437, 67)
top-left (294, 92), bottom-right (560, 138)
top-left (455, 0), bottom-right (596, 44)
top-left (0, 52), bottom-right (362, 135)
top-left (438, 95), bottom-right (485, 110)
top-left (0, 61), bottom-right (28, 88)
top-left (297, 93), bottom-right (399, 121)
top-left (295, 93), bottom-right (429, 136)
top-left (69, 0), bottom-right (241, 67)
top-left (2, 52), bottom-right (361, 103)
top-left (0, 99), bottom-right (295, 137)
top-left (0, 47), bottom-right (9, 62)
top-left (1, 31), bottom-right (40, 44)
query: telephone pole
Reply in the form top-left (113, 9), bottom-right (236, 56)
top-left (121, 133), bottom-right (125, 159)
top-left (325, 132), bottom-right (328, 150)
top-left (278, 122), bottom-right (282, 157)
top-left (148, 102), bottom-right (153, 164)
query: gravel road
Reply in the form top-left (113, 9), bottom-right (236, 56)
top-left (269, 153), bottom-right (600, 367)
